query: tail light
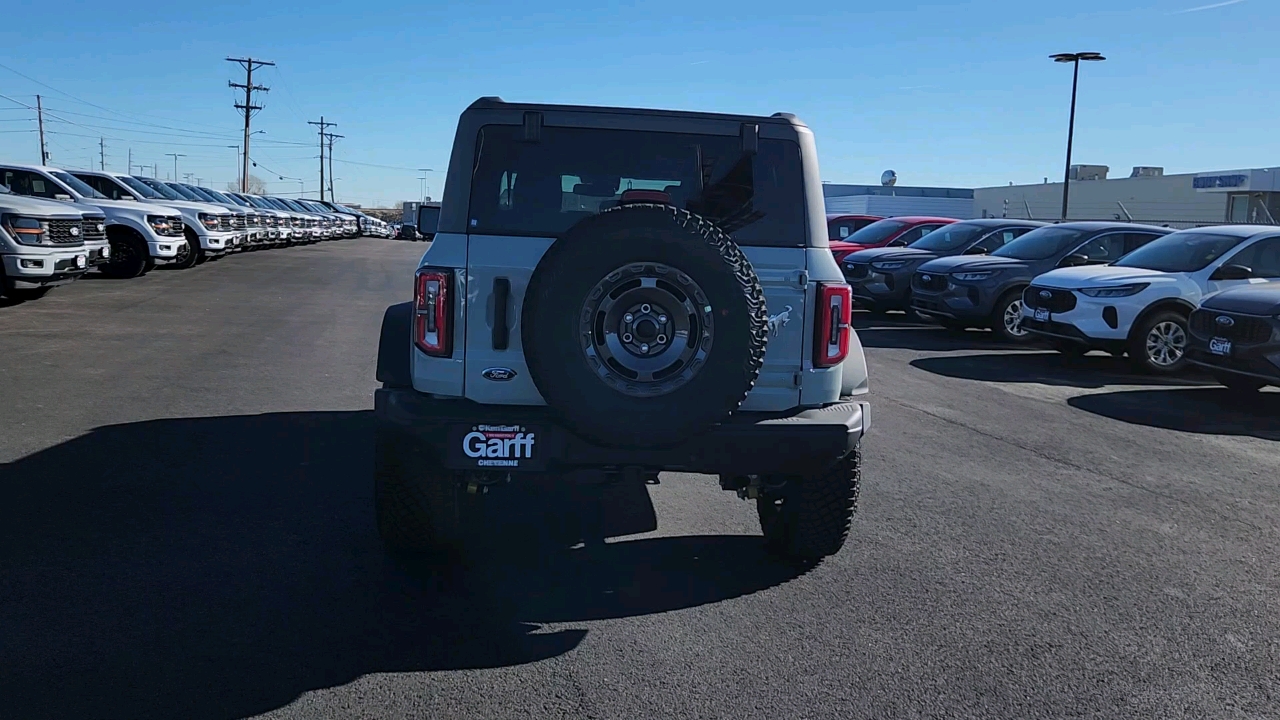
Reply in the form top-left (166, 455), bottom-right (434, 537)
top-left (414, 268), bottom-right (453, 357)
top-left (814, 282), bottom-right (852, 368)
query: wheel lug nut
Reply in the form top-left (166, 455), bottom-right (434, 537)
top-left (656, 334), bottom-right (667, 344)
top-left (658, 315), bottom-right (667, 324)
top-left (641, 343), bottom-right (649, 353)
top-left (640, 304), bottom-right (651, 314)
top-left (623, 333), bottom-right (633, 342)
top-left (624, 313), bottom-right (634, 323)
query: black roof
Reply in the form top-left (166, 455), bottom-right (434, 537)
top-left (959, 218), bottom-right (1048, 227)
top-left (465, 96), bottom-right (807, 129)
top-left (1050, 221), bottom-right (1172, 233)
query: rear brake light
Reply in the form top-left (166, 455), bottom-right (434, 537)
top-left (414, 268), bottom-right (453, 357)
top-left (814, 282), bottom-right (852, 368)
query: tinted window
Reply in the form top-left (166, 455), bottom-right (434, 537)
top-left (118, 176), bottom-right (160, 199)
top-left (1071, 232), bottom-right (1129, 264)
top-left (76, 174), bottom-right (133, 201)
top-left (844, 219), bottom-right (909, 246)
top-left (975, 227), bottom-right (1029, 253)
top-left (910, 223), bottom-right (994, 252)
top-left (49, 171), bottom-right (106, 199)
top-left (165, 183), bottom-right (204, 201)
top-left (1220, 237), bottom-right (1280, 278)
top-left (893, 224), bottom-right (940, 246)
top-left (1113, 232), bottom-right (1246, 273)
top-left (418, 206), bottom-right (441, 234)
top-left (136, 177), bottom-right (186, 201)
top-left (991, 226), bottom-right (1091, 261)
top-left (2, 169), bottom-right (62, 198)
top-left (469, 124), bottom-right (806, 246)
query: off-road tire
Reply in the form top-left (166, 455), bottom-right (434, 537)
top-left (522, 203), bottom-right (769, 449)
top-left (374, 426), bottom-right (470, 558)
top-left (172, 232), bottom-right (200, 269)
top-left (756, 447), bottom-right (861, 562)
top-left (1128, 309), bottom-right (1189, 375)
top-left (1213, 372), bottom-right (1265, 394)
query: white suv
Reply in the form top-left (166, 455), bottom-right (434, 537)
top-left (1022, 225), bottom-right (1280, 374)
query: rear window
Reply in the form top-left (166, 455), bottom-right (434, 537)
top-left (468, 124), bottom-right (806, 246)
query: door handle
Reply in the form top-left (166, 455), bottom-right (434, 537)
top-left (492, 278), bottom-right (510, 350)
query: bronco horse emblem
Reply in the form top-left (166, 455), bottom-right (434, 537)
top-left (767, 305), bottom-right (794, 337)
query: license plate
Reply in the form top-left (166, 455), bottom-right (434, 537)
top-left (75, 255), bottom-right (86, 269)
top-left (1209, 337), bottom-right (1232, 356)
top-left (1033, 308), bottom-right (1049, 322)
top-left (447, 423), bottom-right (547, 471)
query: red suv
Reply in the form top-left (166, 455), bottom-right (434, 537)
top-left (829, 216), bottom-right (958, 264)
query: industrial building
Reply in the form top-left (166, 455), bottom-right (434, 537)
top-left (822, 182), bottom-right (974, 219)
top-left (973, 165), bottom-right (1280, 228)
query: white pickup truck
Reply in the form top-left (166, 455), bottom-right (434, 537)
top-left (1, 182), bottom-right (101, 300)
top-left (0, 163), bottom-right (185, 279)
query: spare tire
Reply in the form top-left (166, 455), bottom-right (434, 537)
top-left (522, 203), bottom-right (769, 449)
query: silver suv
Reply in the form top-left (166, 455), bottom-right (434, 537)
top-left (373, 98), bottom-right (871, 563)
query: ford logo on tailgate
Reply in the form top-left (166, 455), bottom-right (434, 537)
top-left (481, 367), bottom-right (517, 381)
top-left (1216, 315), bottom-right (1235, 327)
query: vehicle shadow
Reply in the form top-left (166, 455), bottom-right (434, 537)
top-left (1068, 387), bottom-right (1280, 440)
top-left (0, 411), bottom-right (803, 720)
top-left (909, 352), bottom-right (1213, 389)
top-left (851, 312), bottom-right (1035, 352)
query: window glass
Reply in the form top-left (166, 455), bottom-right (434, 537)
top-left (844, 219), bottom-right (909, 246)
top-left (1113, 232), bottom-right (1246, 272)
top-left (991, 226), bottom-right (1091, 261)
top-left (136, 177), bottom-right (186, 201)
top-left (1221, 237), bottom-right (1280, 278)
top-left (77, 174), bottom-right (132, 200)
top-left (976, 227), bottom-right (1027, 252)
top-left (2, 170), bottom-right (60, 198)
top-left (893, 224), bottom-right (935, 246)
top-left (827, 217), bottom-right (877, 240)
top-left (469, 124), bottom-right (806, 246)
top-left (1072, 232), bottom-right (1129, 263)
top-left (49, 171), bottom-right (105, 199)
top-left (909, 222), bottom-right (988, 252)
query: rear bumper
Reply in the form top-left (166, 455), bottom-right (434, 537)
top-left (374, 388), bottom-right (869, 476)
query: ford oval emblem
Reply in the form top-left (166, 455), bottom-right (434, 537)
top-left (481, 367), bottom-right (517, 382)
top-left (69, 225), bottom-right (81, 236)
top-left (921, 274), bottom-right (931, 282)
top-left (1039, 290), bottom-right (1052, 300)
top-left (1216, 315), bottom-right (1235, 327)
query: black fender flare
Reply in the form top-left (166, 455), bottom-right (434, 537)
top-left (1127, 298), bottom-right (1196, 343)
top-left (376, 302), bottom-right (414, 388)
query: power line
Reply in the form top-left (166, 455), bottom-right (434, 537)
top-left (227, 56), bottom-right (275, 192)
top-left (308, 117), bottom-right (336, 202)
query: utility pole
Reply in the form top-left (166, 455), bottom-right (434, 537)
top-left (226, 56), bottom-right (275, 193)
top-left (323, 132), bottom-right (343, 201)
top-left (36, 94), bottom-right (48, 164)
top-left (99, 137), bottom-right (106, 170)
top-left (183, 173), bottom-right (194, 183)
top-left (166, 153), bottom-right (185, 181)
top-left (127, 148), bottom-right (133, 174)
top-left (308, 117), bottom-right (336, 201)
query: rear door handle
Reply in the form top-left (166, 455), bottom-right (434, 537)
top-left (492, 278), bottom-right (510, 350)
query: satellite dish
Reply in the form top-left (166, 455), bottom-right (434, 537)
top-left (881, 170), bottom-right (898, 187)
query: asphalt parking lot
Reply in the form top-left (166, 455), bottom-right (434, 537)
top-left (3, 238), bottom-right (1278, 720)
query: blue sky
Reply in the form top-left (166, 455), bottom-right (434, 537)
top-left (0, 0), bottom-right (1273, 207)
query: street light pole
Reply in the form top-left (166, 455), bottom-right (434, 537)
top-left (1050, 52), bottom-right (1105, 222)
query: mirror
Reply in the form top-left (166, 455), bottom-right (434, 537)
top-left (963, 245), bottom-right (988, 255)
top-left (1058, 253), bottom-right (1089, 268)
top-left (53, 194), bottom-right (73, 201)
top-left (888, 239), bottom-right (907, 247)
top-left (1210, 263), bottom-right (1252, 281)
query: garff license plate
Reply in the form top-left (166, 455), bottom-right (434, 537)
top-left (451, 424), bottom-right (543, 470)
top-left (1033, 307), bottom-right (1050, 322)
top-left (1209, 337), bottom-right (1232, 356)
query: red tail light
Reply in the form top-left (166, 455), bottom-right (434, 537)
top-left (814, 282), bottom-right (852, 368)
top-left (414, 268), bottom-right (453, 357)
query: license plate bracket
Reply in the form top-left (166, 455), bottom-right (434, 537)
top-left (1033, 307), bottom-right (1050, 322)
top-left (1209, 337), bottom-right (1232, 356)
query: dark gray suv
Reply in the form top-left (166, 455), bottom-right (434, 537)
top-left (1187, 283), bottom-right (1280, 393)
top-left (911, 221), bottom-right (1170, 341)
top-left (844, 218), bottom-right (1045, 314)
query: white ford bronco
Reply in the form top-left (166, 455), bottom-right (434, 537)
top-left (374, 98), bottom-right (871, 562)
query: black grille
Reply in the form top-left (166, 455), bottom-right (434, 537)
top-left (233, 215), bottom-right (247, 230)
top-left (82, 216), bottom-right (106, 243)
top-left (913, 272), bottom-right (948, 292)
top-left (1023, 286), bottom-right (1077, 313)
top-left (1189, 309), bottom-right (1273, 344)
top-left (218, 216), bottom-right (234, 231)
top-left (46, 219), bottom-right (84, 245)
top-left (846, 263), bottom-right (870, 280)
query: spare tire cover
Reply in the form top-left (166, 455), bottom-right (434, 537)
top-left (522, 203), bottom-right (769, 449)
